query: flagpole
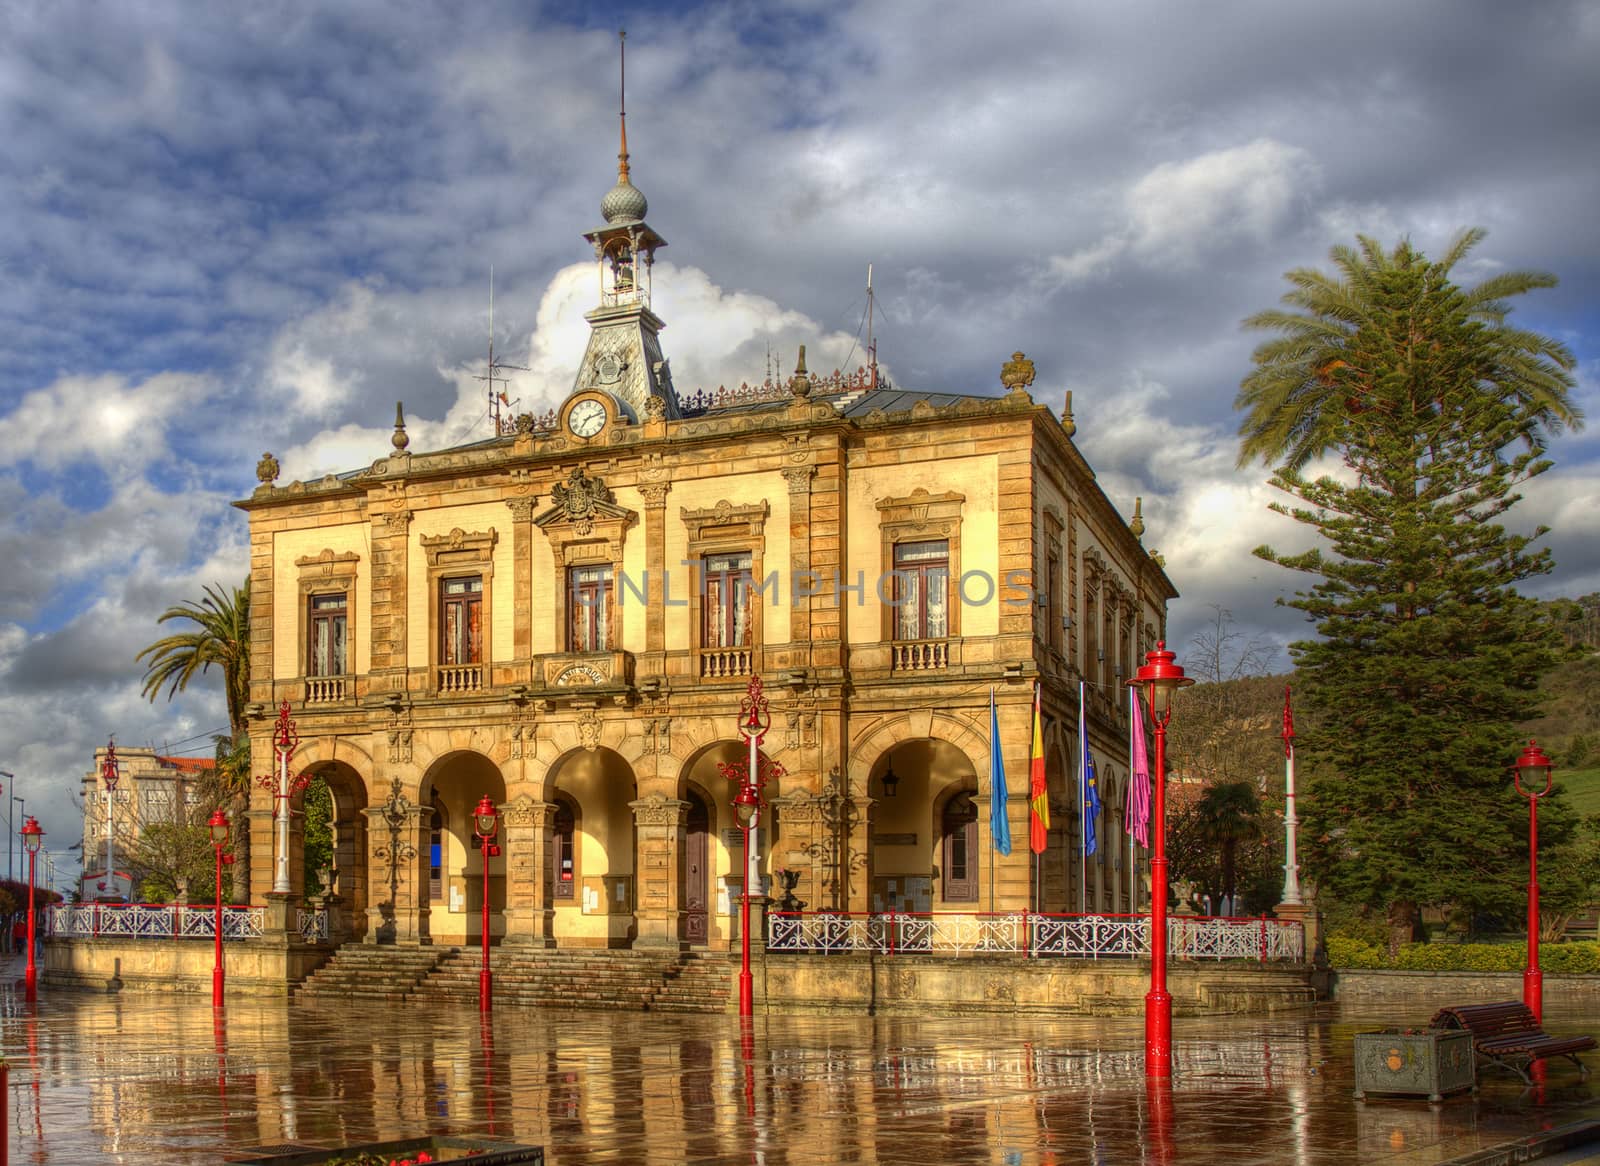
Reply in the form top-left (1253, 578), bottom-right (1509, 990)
top-left (1079, 681), bottom-right (1088, 914)
top-left (1281, 684), bottom-right (1303, 906)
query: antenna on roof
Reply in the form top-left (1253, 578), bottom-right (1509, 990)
top-left (477, 265), bottom-right (529, 436)
top-left (867, 263), bottom-right (879, 390)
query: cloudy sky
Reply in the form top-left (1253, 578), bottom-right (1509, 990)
top-left (4, 0), bottom-right (1598, 878)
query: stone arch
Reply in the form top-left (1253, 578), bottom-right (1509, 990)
top-left (541, 745), bottom-right (640, 946)
top-left (297, 755), bottom-right (372, 942)
top-left (418, 749), bottom-right (508, 945)
top-left (847, 710), bottom-right (989, 780)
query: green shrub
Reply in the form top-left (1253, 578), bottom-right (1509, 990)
top-left (1326, 936), bottom-right (1385, 968)
top-left (1326, 938), bottom-right (1600, 973)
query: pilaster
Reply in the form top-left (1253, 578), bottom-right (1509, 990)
top-left (502, 794), bottom-right (558, 947)
top-left (363, 789), bottom-right (430, 945)
top-left (630, 794), bottom-right (689, 949)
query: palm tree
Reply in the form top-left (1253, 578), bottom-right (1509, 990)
top-left (1235, 228), bottom-right (1580, 472)
top-left (137, 581), bottom-right (251, 737)
top-left (137, 579), bottom-right (252, 899)
top-left (1193, 780), bottom-right (1262, 914)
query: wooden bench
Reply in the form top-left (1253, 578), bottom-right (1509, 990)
top-left (1430, 1001), bottom-right (1596, 1084)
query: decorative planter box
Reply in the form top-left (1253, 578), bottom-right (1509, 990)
top-left (230, 1135), bottom-right (544, 1164)
top-left (1354, 1028), bottom-right (1475, 1101)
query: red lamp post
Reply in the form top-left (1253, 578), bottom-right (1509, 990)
top-left (473, 796), bottom-right (502, 1014)
top-left (1512, 740), bottom-right (1554, 1023)
top-left (20, 815), bottom-right (43, 1002)
top-left (208, 809), bottom-right (234, 1007)
top-left (731, 676), bottom-right (772, 1021)
top-left (1128, 641), bottom-right (1193, 1078)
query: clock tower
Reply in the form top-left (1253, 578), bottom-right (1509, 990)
top-left (572, 36), bottom-right (678, 423)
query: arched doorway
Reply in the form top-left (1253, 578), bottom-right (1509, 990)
top-left (866, 738), bottom-right (979, 912)
top-left (542, 746), bottom-right (637, 948)
top-left (683, 791), bottom-right (710, 945)
top-left (301, 760), bottom-right (370, 943)
top-left (420, 750), bottom-right (507, 946)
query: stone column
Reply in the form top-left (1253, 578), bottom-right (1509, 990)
top-left (368, 497), bottom-right (412, 696)
top-left (639, 482), bottom-right (670, 670)
top-left (363, 789), bottom-right (431, 945)
top-left (502, 794), bottom-right (557, 947)
top-left (246, 806), bottom-right (275, 907)
top-left (630, 794), bottom-right (689, 949)
top-left (505, 491), bottom-right (536, 685)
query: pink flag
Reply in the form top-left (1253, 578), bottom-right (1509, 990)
top-left (1126, 687), bottom-right (1151, 848)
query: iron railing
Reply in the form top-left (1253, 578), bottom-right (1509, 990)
top-left (768, 910), bottom-right (1305, 961)
top-left (49, 903), bottom-right (268, 940)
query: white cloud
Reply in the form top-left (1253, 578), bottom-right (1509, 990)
top-left (0, 372), bottom-right (212, 472)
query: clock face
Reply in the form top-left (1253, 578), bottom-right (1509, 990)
top-left (568, 398), bottom-right (607, 438)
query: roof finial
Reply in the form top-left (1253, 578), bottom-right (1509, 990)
top-left (1130, 496), bottom-right (1145, 542)
top-left (392, 401), bottom-right (410, 451)
top-left (617, 29), bottom-right (630, 185)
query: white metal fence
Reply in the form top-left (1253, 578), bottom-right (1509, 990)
top-left (48, 903), bottom-right (270, 941)
top-left (768, 911), bottom-right (1304, 962)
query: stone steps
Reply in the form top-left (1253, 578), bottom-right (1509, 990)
top-left (412, 948), bottom-right (731, 1013)
top-left (294, 941), bottom-right (733, 1012)
top-left (295, 942), bottom-right (460, 1000)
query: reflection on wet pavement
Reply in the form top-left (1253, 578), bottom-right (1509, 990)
top-left (3, 973), bottom-right (1597, 1164)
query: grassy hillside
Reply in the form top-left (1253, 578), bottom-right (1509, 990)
top-left (1556, 767), bottom-right (1600, 819)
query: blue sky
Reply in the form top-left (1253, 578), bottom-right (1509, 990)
top-left (3, 0), bottom-right (1599, 877)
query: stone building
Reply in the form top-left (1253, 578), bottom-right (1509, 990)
top-left (78, 745), bottom-right (214, 901)
top-left (235, 121), bottom-right (1177, 951)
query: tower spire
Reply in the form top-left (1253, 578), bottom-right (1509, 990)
top-left (617, 29), bottom-right (630, 185)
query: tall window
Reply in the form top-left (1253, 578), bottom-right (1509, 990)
top-left (429, 804), bottom-right (444, 903)
top-left (1046, 547), bottom-right (1062, 653)
top-left (941, 793), bottom-right (978, 902)
top-left (308, 592), bottom-right (348, 676)
top-left (703, 552), bottom-right (753, 647)
top-left (441, 576), bottom-right (483, 665)
top-left (893, 540), bottom-right (949, 641)
top-left (554, 801), bottom-right (576, 899)
top-left (568, 564), bottom-right (612, 652)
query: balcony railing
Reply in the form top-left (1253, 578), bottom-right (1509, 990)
top-left (699, 646), bottom-right (753, 678)
top-left (892, 639), bottom-right (949, 671)
top-left (437, 664), bottom-right (484, 695)
top-left (304, 676), bottom-right (347, 703)
top-left (768, 910), bottom-right (1305, 961)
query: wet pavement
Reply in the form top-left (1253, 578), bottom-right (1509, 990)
top-left (3, 957), bottom-right (1598, 1164)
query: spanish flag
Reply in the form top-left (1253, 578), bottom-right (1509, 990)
top-left (1028, 682), bottom-right (1049, 854)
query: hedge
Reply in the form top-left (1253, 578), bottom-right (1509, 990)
top-left (1327, 937), bottom-right (1600, 974)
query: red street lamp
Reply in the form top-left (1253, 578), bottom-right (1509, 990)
top-left (1128, 640), bottom-right (1194, 1079)
top-left (1512, 740), bottom-right (1554, 1023)
top-left (730, 676), bottom-right (773, 1021)
top-left (473, 796), bottom-right (501, 1014)
top-left (20, 815), bottom-right (43, 1001)
top-left (208, 809), bottom-right (234, 1007)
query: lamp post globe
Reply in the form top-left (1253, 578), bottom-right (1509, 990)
top-left (473, 796), bottom-right (501, 1013)
top-left (1128, 640), bottom-right (1193, 1078)
top-left (1512, 740), bottom-right (1554, 1022)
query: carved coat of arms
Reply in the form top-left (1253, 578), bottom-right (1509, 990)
top-left (551, 467), bottom-right (614, 534)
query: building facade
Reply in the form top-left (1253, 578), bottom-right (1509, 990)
top-left (236, 131), bottom-right (1177, 950)
top-left (79, 746), bottom-right (214, 901)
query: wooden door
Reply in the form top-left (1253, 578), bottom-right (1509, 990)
top-left (684, 794), bottom-right (709, 944)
